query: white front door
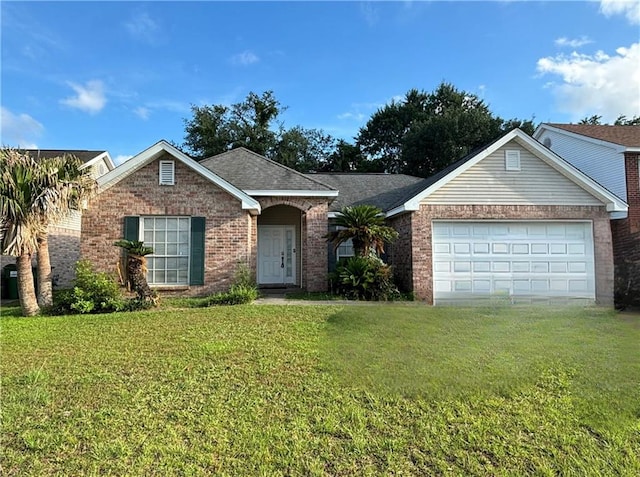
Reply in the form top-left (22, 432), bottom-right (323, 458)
top-left (258, 226), bottom-right (296, 285)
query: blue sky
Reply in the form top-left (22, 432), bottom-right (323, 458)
top-left (2, 1), bottom-right (639, 164)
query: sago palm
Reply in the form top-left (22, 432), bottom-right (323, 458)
top-left (326, 204), bottom-right (399, 257)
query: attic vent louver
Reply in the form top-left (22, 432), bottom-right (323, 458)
top-left (159, 160), bottom-right (175, 185)
top-left (505, 150), bottom-right (521, 171)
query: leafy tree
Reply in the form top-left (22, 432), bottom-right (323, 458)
top-left (578, 114), bottom-right (640, 126)
top-left (275, 126), bottom-right (336, 172)
top-left (357, 82), bottom-right (537, 177)
top-left (326, 205), bottom-right (398, 257)
top-left (183, 91), bottom-right (283, 159)
top-left (321, 139), bottom-right (373, 172)
top-left (357, 89), bottom-right (429, 173)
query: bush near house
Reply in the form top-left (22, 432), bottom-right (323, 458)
top-left (331, 255), bottom-right (400, 301)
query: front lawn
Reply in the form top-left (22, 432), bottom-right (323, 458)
top-left (1, 304), bottom-right (638, 475)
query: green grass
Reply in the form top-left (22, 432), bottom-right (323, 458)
top-left (1, 304), bottom-right (639, 475)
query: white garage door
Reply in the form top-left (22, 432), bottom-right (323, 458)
top-left (432, 221), bottom-right (595, 304)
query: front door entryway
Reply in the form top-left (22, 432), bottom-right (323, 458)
top-left (258, 225), bottom-right (296, 285)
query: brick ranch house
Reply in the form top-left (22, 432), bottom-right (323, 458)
top-left (534, 124), bottom-right (640, 304)
top-left (80, 129), bottom-right (625, 305)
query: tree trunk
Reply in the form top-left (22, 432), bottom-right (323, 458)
top-left (127, 254), bottom-right (155, 302)
top-left (16, 253), bottom-right (40, 316)
top-left (36, 231), bottom-right (53, 308)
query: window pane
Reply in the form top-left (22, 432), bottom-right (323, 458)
top-left (142, 216), bottom-right (190, 285)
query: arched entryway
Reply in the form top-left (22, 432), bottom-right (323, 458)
top-left (257, 205), bottom-right (302, 287)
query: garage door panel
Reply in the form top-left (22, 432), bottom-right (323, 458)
top-left (432, 221), bottom-right (595, 304)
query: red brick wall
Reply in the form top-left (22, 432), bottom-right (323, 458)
top-left (81, 155), bottom-right (254, 296)
top-left (398, 204), bottom-right (613, 305)
top-left (611, 153), bottom-right (640, 306)
top-left (257, 196), bottom-right (329, 292)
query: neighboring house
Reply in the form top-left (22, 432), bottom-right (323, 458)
top-left (0, 149), bottom-right (115, 287)
top-left (80, 129), bottom-right (625, 305)
top-left (533, 124), bottom-right (640, 303)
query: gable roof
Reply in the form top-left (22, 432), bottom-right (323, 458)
top-left (97, 141), bottom-right (261, 213)
top-left (387, 128), bottom-right (627, 217)
top-left (308, 173), bottom-right (426, 213)
top-left (200, 147), bottom-right (338, 197)
top-left (537, 124), bottom-right (640, 150)
top-left (20, 149), bottom-right (115, 171)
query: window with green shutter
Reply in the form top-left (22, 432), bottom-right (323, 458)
top-left (129, 216), bottom-right (206, 286)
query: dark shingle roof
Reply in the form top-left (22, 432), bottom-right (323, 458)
top-left (20, 149), bottom-right (108, 164)
top-left (307, 173), bottom-right (427, 212)
top-left (547, 124), bottom-right (640, 148)
top-left (200, 147), bottom-right (335, 192)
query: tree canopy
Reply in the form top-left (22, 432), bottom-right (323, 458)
top-left (181, 84), bottom-right (537, 178)
top-left (356, 83), bottom-right (536, 177)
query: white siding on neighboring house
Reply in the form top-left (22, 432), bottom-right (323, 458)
top-left (54, 210), bottom-right (82, 231)
top-left (423, 142), bottom-right (604, 206)
top-left (537, 129), bottom-right (626, 201)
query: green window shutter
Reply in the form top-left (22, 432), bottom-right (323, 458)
top-left (124, 216), bottom-right (139, 241)
top-left (190, 217), bottom-right (205, 285)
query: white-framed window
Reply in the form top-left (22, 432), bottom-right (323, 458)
top-left (505, 150), bottom-right (521, 171)
top-left (141, 217), bottom-right (190, 285)
top-left (159, 160), bottom-right (175, 185)
top-left (336, 238), bottom-right (355, 261)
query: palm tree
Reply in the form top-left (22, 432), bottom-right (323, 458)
top-left (1, 150), bottom-right (45, 316)
top-left (113, 240), bottom-right (157, 304)
top-left (0, 149), bottom-right (96, 315)
top-left (326, 205), bottom-right (399, 257)
top-left (33, 154), bottom-right (96, 307)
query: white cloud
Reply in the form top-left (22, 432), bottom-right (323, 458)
top-left (134, 106), bottom-right (150, 120)
top-left (60, 80), bottom-right (106, 114)
top-left (600, 0), bottom-right (640, 24)
top-left (125, 11), bottom-right (161, 44)
top-left (230, 50), bottom-right (259, 66)
top-left (555, 36), bottom-right (593, 48)
top-left (337, 112), bottom-right (366, 121)
top-left (360, 2), bottom-right (379, 27)
top-left (536, 42), bottom-right (640, 122)
top-left (114, 154), bottom-right (133, 165)
top-left (0, 107), bottom-right (44, 148)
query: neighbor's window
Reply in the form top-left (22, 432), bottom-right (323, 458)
top-left (336, 238), bottom-right (355, 261)
top-left (141, 217), bottom-right (190, 285)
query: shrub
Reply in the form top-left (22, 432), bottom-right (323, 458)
top-left (49, 260), bottom-right (155, 315)
top-left (205, 262), bottom-right (259, 306)
top-left (206, 284), bottom-right (259, 306)
top-left (331, 256), bottom-right (400, 301)
top-left (50, 260), bottom-right (126, 315)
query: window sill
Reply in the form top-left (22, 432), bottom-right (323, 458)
top-left (150, 285), bottom-right (191, 291)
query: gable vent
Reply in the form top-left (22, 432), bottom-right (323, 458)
top-left (159, 160), bottom-right (175, 185)
top-left (505, 150), bottom-right (521, 171)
